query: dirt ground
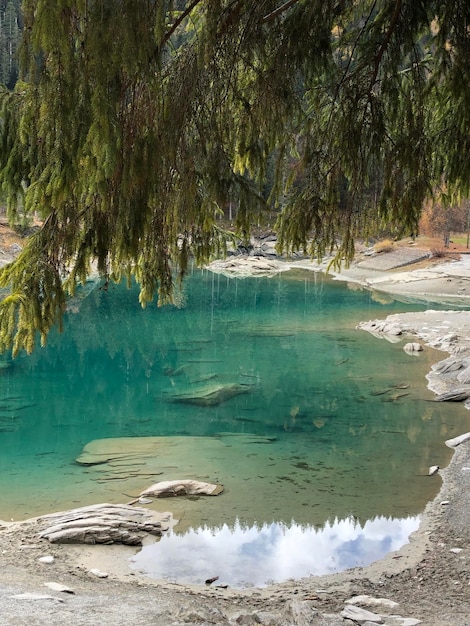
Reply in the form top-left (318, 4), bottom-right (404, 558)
top-left (1, 223), bottom-right (470, 625)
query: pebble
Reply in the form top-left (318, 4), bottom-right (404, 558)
top-left (89, 568), bottom-right (109, 578)
top-left (44, 581), bottom-right (75, 594)
top-left (38, 555), bottom-right (55, 564)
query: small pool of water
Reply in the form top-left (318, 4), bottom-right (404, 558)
top-left (130, 515), bottom-right (421, 587)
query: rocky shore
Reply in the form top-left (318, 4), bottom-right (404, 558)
top-left (1, 237), bottom-right (470, 625)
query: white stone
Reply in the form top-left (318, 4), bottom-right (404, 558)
top-left (38, 555), bottom-right (54, 564)
top-left (428, 465), bottom-right (439, 476)
top-left (43, 582), bottom-right (75, 594)
top-left (140, 479), bottom-right (223, 498)
top-left (89, 568), bottom-right (108, 578)
top-left (450, 548), bottom-right (463, 554)
top-left (403, 342), bottom-right (423, 353)
top-left (384, 323), bottom-right (403, 336)
top-left (388, 618), bottom-right (422, 626)
top-left (341, 604), bottom-right (383, 623)
top-left (12, 593), bottom-right (64, 602)
top-left (345, 595), bottom-right (399, 609)
top-left (445, 432), bottom-right (470, 448)
top-left (440, 500), bottom-right (450, 505)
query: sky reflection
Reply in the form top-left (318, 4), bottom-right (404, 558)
top-left (130, 515), bottom-right (420, 588)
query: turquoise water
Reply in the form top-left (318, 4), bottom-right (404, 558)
top-left (1, 268), bottom-right (468, 584)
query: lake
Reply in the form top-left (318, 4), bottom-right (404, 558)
top-left (0, 268), bottom-right (467, 586)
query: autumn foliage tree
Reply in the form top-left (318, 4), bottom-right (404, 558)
top-left (420, 199), bottom-right (469, 245)
top-left (0, 1), bottom-right (470, 354)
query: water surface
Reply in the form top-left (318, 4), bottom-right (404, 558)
top-left (0, 268), bottom-right (467, 583)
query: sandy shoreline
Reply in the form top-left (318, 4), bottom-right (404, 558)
top-left (1, 248), bottom-right (470, 624)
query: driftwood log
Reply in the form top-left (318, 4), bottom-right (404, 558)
top-left (38, 503), bottom-right (171, 545)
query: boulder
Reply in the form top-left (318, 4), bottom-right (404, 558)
top-left (38, 503), bottom-right (171, 545)
top-left (138, 479), bottom-right (224, 498)
top-left (403, 342), bottom-right (423, 353)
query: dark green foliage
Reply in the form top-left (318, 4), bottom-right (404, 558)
top-left (0, 0), bottom-right (469, 354)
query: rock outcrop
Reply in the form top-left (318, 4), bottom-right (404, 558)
top-left (38, 503), bottom-right (171, 545)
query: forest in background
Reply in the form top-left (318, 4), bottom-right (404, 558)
top-left (0, 0), bottom-right (21, 89)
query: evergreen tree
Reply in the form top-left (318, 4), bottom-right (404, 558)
top-left (0, 0), bottom-right (469, 354)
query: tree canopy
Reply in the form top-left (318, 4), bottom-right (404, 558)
top-left (0, 0), bottom-right (469, 355)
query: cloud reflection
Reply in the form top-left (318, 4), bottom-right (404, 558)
top-left (130, 515), bottom-right (420, 588)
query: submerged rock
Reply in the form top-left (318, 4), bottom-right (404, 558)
top-left (75, 436), bottom-right (168, 466)
top-left (166, 383), bottom-right (251, 406)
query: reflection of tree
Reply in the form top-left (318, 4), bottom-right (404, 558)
top-left (12, 270), bottom-right (463, 469)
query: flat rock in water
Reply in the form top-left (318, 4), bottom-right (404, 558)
top-left (76, 436), bottom-right (167, 466)
top-left (139, 479), bottom-right (224, 498)
top-left (445, 432), bottom-right (470, 448)
top-left (166, 383), bottom-right (251, 406)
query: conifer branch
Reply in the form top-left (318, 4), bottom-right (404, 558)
top-left (369, 0), bottom-right (403, 91)
top-left (162, 0), bottom-right (204, 46)
top-left (262, 0), bottom-right (300, 23)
